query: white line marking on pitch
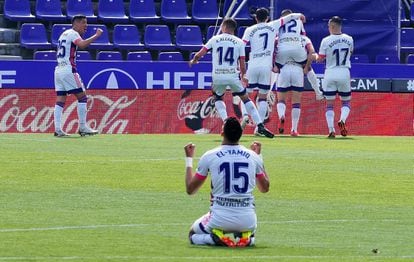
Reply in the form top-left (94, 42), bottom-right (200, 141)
top-left (0, 219), bottom-right (400, 233)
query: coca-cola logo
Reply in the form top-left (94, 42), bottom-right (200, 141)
top-left (177, 96), bottom-right (218, 121)
top-left (0, 94), bottom-right (137, 134)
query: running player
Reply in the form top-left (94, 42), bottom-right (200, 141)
top-left (54, 15), bottom-right (101, 137)
top-left (184, 117), bottom-right (270, 247)
top-left (317, 16), bottom-right (354, 138)
top-left (190, 18), bottom-right (274, 138)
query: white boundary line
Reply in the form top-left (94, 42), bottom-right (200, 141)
top-left (0, 219), bottom-right (401, 233)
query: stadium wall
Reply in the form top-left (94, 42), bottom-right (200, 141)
top-left (0, 61), bottom-right (413, 136)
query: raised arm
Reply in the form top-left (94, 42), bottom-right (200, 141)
top-left (184, 143), bottom-right (205, 195)
top-left (75, 28), bottom-right (102, 49)
top-left (250, 141), bottom-right (270, 193)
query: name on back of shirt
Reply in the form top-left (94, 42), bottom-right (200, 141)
top-left (328, 38), bottom-right (352, 48)
top-left (216, 149), bottom-right (251, 159)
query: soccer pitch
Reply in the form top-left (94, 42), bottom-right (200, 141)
top-left (0, 134), bottom-right (413, 261)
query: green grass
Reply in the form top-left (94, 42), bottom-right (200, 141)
top-left (0, 134), bottom-right (413, 261)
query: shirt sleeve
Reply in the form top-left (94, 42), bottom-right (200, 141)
top-left (239, 41), bottom-right (245, 57)
top-left (72, 31), bottom-right (82, 45)
top-left (318, 38), bottom-right (327, 56)
top-left (242, 27), bottom-right (250, 43)
top-left (195, 153), bottom-right (209, 179)
top-left (203, 38), bottom-right (213, 51)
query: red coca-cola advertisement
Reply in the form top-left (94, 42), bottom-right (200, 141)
top-left (0, 89), bottom-right (412, 135)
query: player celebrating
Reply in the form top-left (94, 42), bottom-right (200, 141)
top-left (53, 15), bottom-right (102, 137)
top-left (189, 18), bottom-right (274, 138)
top-left (184, 117), bottom-right (270, 247)
top-left (317, 16), bottom-right (354, 138)
top-left (242, 8), bottom-right (305, 135)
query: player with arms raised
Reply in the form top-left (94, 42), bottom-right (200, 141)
top-left (184, 117), bottom-right (270, 247)
top-left (190, 18), bottom-right (274, 138)
top-left (53, 15), bottom-right (102, 137)
top-left (317, 16), bottom-right (354, 138)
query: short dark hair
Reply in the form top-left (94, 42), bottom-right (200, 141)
top-left (329, 16), bottom-right (342, 26)
top-left (281, 9), bottom-right (292, 17)
top-left (71, 15), bottom-right (87, 24)
top-left (223, 117), bottom-right (242, 143)
top-left (222, 18), bottom-right (237, 32)
top-left (255, 8), bottom-right (269, 22)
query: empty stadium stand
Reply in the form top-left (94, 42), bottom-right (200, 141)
top-left (35, 0), bottom-right (66, 22)
top-left (113, 24), bottom-right (145, 50)
top-left (0, 0), bottom-right (411, 62)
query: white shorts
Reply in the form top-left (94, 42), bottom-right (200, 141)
top-left (275, 46), bottom-right (307, 66)
top-left (54, 66), bottom-right (85, 95)
top-left (212, 77), bottom-right (245, 97)
top-left (277, 63), bottom-right (304, 90)
top-left (191, 209), bottom-right (257, 234)
top-left (247, 65), bottom-right (272, 92)
top-left (322, 68), bottom-right (351, 100)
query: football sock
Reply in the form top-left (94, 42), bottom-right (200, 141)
top-left (271, 72), bottom-right (279, 89)
top-left (240, 100), bottom-right (248, 117)
top-left (291, 103), bottom-right (301, 132)
top-left (340, 101), bottom-right (351, 122)
top-left (244, 100), bottom-right (262, 124)
top-left (54, 102), bottom-right (65, 131)
top-left (258, 99), bottom-right (268, 122)
top-left (326, 105), bottom-right (335, 132)
top-left (191, 234), bottom-right (215, 245)
top-left (77, 96), bottom-right (88, 129)
top-left (307, 69), bottom-right (320, 93)
top-left (214, 100), bottom-right (228, 121)
top-left (277, 101), bottom-right (286, 120)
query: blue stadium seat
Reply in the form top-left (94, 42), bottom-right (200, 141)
top-left (35, 0), bottom-right (66, 22)
top-left (175, 25), bottom-right (203, 51)
top-left (223, 0), bottom-right (252, 24)
top-left (84, 24), bottom-right (113, 50)
top-left (406, 54), bottom-right (414, 64)
top-left (400, 28), bottom-right (414, 53)
top-left (375, 54), bottom-right (400, 64)
top-left (4, 0), bottom-right (36, 22)
top-left (34, 50), bottom-right (56, 60)
top-left (51, 24), bottom-right (72, 47)
top-left (191, 51), bottom-right (212, 62)
top-left (96, 51), bottom-right (123, 60)
top-left (160, 0), bottom-right (191, 24)
top-left (158, 51), bottom-right (184, 61)
top-left (206, 26), bottom-right (220, 41)
top-left (192, 0), bottom-right (222, 24)
top-left (129, 0), bottom-right (160, 23)
top-left (144, 25), bottom-right (175, 51)
top-left (20, 23), bottom-right (52, 49)
top-left (113, 24), bottom-right (144, 50)
top-left (76, 51), bottom-right (92, 60)
top-left (127, 51), bottom-right (152, 61)
top-left (351, 54), bottom-right (369, 63)
top-left (98, 0), bottom-right (129, 23)
top-left (67, 0), bottom-right (97, 22)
